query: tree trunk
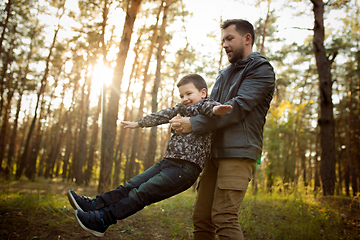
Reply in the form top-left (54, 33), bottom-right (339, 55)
top-left (125, 0), bottom-right (163, 182)
top-left (314, 126), bottom-right (321, 191)
top-left (0, 0), bottom-right (12, 60)
top-left (259, 0), bottom-right (271, 56)
top-left (144, 0), bottom-right (172, 170)
top-left (112, 29), bottom-right (143, 188)
top-left (85, 93), bottom-right (101, 185)
top-left (348, 75), bottom-right (358, 196)
top-left (0, 86), bottom-right (14, 172)
top-left (99, 0), bottom-right (142, 193)
top-left (62, 113), bottom-right (73, 180)
top-left (311, 0), bottom-right (336, 196)
top-left (76, 68), bottom-right (92, 185)
top-left (5, 88), bottom-right (23, 179)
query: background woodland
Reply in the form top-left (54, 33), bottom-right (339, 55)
top-left (0, 0), bottom-right (359, 198)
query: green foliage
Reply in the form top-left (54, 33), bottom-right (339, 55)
top-left (0, 179), bottom-right (359, 239)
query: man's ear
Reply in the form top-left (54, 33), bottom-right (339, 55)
top-left (245, 33), bottom-right (252, 45)
top-left (201, 88), bottom-right (207, 99)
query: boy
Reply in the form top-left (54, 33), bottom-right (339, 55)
top-left (68, 73), bottom-right (232, 237)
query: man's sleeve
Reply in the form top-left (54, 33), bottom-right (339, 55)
top-left (191, 63), bottom-right (275, 134)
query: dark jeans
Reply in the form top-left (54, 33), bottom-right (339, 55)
top-left (99, 159), bottom-right (201, 223)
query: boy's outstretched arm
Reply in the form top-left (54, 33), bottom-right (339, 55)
top-left (213, 105), bottom-right (232, 116)
top-left (121, 121), bottom-right (140, 129)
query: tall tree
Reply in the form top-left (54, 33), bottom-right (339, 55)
top-left (99, 0), bottom-right (142, 193)
top-left (144, 0), bottom-right (172, 170)
top-left (311, 0), bottom-right (337, 195)
top-left (125, 0), bottom-right (163, 181)
top-left (0, 0), bottom-right (12, 60)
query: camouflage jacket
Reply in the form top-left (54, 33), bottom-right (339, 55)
top-left (138, 99), bottom-right (221, 169)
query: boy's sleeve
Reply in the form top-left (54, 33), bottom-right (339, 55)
top-left (198, 100), bottom-right (222, 118)
top-left (138, 105), bottom-right (180, 128)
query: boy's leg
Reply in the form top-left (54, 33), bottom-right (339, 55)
top-left (101, 159), bottom-right (200, 222)
top-left (98, 160), bottom-right (166, 206)
top-left (68, 160), bottom-right (166, 211)
top-left (192, 158), bottom-right (218, 240)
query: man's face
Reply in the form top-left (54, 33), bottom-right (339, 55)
top-left (222, 24), bottom-right (246, 63)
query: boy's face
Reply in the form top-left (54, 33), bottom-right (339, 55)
top-left (178, 82), bottom-right (207, 107)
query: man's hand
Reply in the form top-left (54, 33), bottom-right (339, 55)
top-left (121, 121), bottom-right (139, 129)
top-left (169, 114), bottom-right (192, 135)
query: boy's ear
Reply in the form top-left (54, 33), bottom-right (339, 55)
top-left (201, 88), bottom-right (207, 99)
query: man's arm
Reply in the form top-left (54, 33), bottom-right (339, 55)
top-left (172, 63), bottom-right (275, 135)
top-left (170, 105), bottom-right (232, 134)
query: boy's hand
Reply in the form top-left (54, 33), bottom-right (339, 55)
top-left (121, 121), bottom-right (140, 129)
top-left (213, 105), bottom-right (232, 116)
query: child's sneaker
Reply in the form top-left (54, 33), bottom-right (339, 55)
top-left (75, 210), bottom-right (109, 237)
top-left (67, 190), bottom-right (96, 212)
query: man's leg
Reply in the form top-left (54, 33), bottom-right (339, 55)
top-left (192, 158), bottom-right (218, 240)
top-left (212, 158), bottom-right (256, 240)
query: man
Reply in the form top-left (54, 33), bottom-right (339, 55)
top-left (170, 19), bottom-right (275, 239)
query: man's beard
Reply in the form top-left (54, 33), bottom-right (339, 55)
top-left (228, 49), bottom-right (244, 63)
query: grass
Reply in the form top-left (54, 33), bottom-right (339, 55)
top-left (0, 178), bottom-right (359, 239)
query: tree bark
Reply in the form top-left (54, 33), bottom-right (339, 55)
top-left (0, 0), bottom-right (12, 60)
top-left (144, 0), bottom-right (172, 170)
top-left (0, 84), bottom-right (14, 172)
top-left (112, 28), bottom-right (143, 188)
top-left (99, 0), bottom-right (142, 193)
top-left (125, 0), bottom-right (163, 182)
top-left (311, 0), bottom-right (336, 195)
top-left (76, 67), bottom-right (92, 185)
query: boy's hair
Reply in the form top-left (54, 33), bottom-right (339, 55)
top-left (177, 73), bottom-right (207, 92)
top-left (221, 19), bottom-right (255, 46)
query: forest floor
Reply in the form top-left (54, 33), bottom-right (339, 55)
top-left (0, 177), bottom-right (359, 240)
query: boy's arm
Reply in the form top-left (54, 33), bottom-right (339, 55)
top-left (121, 121), bottom-right (139, 129)
top-left (136, 105), bottom-right (180, 128)
top-left (212, 105), bottom-right (232, 116)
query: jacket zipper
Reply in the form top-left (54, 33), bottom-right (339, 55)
top-left (218, 58), bottom-right (255, 103)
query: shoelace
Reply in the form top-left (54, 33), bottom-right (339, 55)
top-left (79, 195), bottom-right (94, 202)
top-left (78, 195), bottom-right (97, 209)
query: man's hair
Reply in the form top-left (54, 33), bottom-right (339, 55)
top-left (177, 73), bottom-right (207, 92)
top-left (221, 19), bottom-right (255, 46)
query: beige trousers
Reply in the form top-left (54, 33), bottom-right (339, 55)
top-left (192, 158), bottom-right (256, 240)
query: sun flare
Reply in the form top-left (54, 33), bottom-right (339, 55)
top-left (88, 60), bottom-right (114, 106)
top-left (92, 61), bottom-right (113, 89)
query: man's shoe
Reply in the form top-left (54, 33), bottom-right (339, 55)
top-left (75, 210), bottom-right (109, 237)
top-left (67, 190), bottom-right (96, 212)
